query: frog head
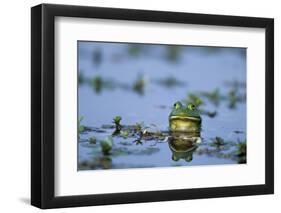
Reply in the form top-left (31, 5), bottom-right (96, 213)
top-left (169, 101), bottom-right (201, 132)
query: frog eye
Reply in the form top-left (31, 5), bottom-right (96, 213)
top-left (187, 103), bottom-right (196, 110)
top-left (174, 101), bottom-right (182, 109)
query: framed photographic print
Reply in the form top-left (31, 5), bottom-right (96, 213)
top-left (31, 3), bottom-right (274, 209)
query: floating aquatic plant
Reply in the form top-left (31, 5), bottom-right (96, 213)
top-left (120, 130), bottom-right (129, 138)
top-left (90, 76), bottom-right (116, 93)
top-left (113, 116), bottom-right (122, 125)
top-left (142, 126), bottom-right (166, 141)
top-left (201, 88), bottom-right (221, 106)
top-left (89, 136), bottom-right (97, 144)
top-left (154, 76), bottom-right (185, 88)
top-left (112, 116), bottom-right (122, 132)
top-left (133, 75), bottom-right (146, 95)
top-left (235, 141), bottom-right (246, 164)
top-left (134, 122), bottom-right (144, 133)
top-left (100, 136), bottom-right (113, 155)
top-left (78, 116), bottom-right (85, 133)
top-left (186, 93), bottom-right (204, 107)
top-left (228, 89), bottom-right (238, 109)
top-left (236, 141), bottom-right (246, 157)
top-left (211, 137), bottom-right (226, 147)
top-left (90, 76), bottom-right (103, 93)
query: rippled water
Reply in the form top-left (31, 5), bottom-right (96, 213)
top-left (78, 41), bottom-right (246, 170)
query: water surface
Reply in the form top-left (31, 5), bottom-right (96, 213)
top-left (78, 42), bottom-right (247, 170)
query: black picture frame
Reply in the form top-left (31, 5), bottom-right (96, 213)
top-left (31, 3), bottom-right (274, 209)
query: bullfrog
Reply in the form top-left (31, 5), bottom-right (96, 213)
top-left (169, 101), bottom-right (201, 133)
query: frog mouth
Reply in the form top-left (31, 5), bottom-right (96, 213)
top-left (170, 115), bottom-right (201, 122)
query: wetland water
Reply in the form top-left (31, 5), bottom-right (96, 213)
top-left (78, 41), bottom-right (246, 170)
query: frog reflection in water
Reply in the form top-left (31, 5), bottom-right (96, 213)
top-left (168, 102), bottom-right (202, 162)
top-left (169, 132), bottom-right (201, 162)
top-left (169, 102), bottom-right (201, 133)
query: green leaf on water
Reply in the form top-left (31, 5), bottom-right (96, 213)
top-left (133, 75), bottom-right (146, 95)
top-left (113, 116), bottom-right (122, 125)
top-left (78, 116), bottom-right (85, 133)
top-left (120, 130), bottom-right (129, 138)
top-left (236, 141), bottom-right (246, 157)
top-left (89, 136), bottom-right (97, 144)
top-left (100, 136), bottom-right (113, 155)
top-left (134, 122), bottom-right (144, 133)
top-left (186, 93), bottom-right (204, 107)
top-left (211, 137), bottom-right (226, 147)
